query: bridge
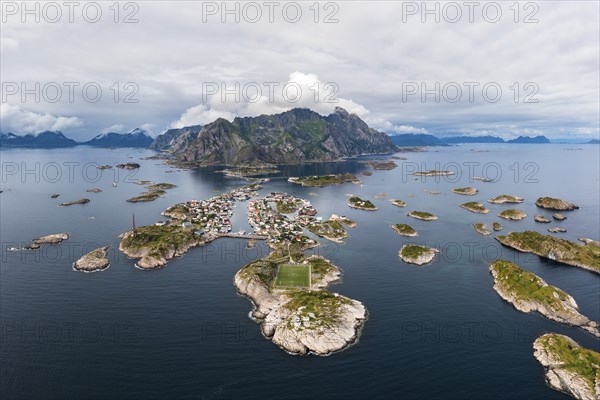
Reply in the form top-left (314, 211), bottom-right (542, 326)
top-left (215, 232), bottom-right (268, 240)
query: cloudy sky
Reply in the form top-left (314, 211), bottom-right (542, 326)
top-left (1, 1), bottom-right (598, 141)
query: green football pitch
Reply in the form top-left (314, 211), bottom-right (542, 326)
top-left (273, 264), bottom-right (311, 288)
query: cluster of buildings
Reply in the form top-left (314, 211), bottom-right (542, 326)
top-left (248, 193), bottom-right (317, 246)
top-left (158, 184), bottom-right (263, 235)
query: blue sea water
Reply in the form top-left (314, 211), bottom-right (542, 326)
top-left (0, 144), bottom-right (598, 399)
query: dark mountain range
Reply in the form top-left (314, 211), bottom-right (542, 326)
top-left (390, 134), bottom-right (447, 146)
top-left (174, 107), bottom-right (398, 165)
top-left (82, 128), bottom-right (154, 148)
top-left (150, 125), bottom-right (203, 152)
top-left (0, 131), bottom-right (78, 148)
top-left (441, 135), bottom-right (505, 143)
top-left (507, 135), bottom-right (550, 144)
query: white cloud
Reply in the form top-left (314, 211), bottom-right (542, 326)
top-left (101, 124), bottom-right (124, 134)
top-left (139, 123), bottom-right (157, 137)
top-left (0, 36), bottom-right (18, 51)
top-left (0, 103), bottom-right (83, 133)
top-left (170, 71), bottom-right (418, 134)
top-left (0, 2), bottom-right (598, 140)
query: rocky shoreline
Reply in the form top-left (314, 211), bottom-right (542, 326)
top-left (498, 209), bottom-right (527, 220)
top-left (234, 256), bottom-right (367, 356)
top-left (489, 260), bottom-right (599, 337)
top-left (407, 211), bottom-right (438, 221)
top-left (452, 187), bottom-right (478, 196)
top-left (496, 231), bottom-right (600, 274)
top-left (288, 173), bottom-right (360, 187)
top-left (459, 202), bottom-right (490, 214)
top-left (536, 197), bottom-right (579, 211)
top-left (488, 194), bottom-right (524, 204)
top-left (533, 333), bottom-right (600, 400)
top-left (73, 246), bottom-right (110, 272)
top-left (119, 226), bottom-right (206, 269)
top-left (399, 245), bottom-right (439, 265)
top-left (392, 224), bottom-right (418, 237)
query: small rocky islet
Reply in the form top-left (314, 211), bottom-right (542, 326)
top-left (548, 227), bottom-right (567, 233)
top-left (534, 215), bottom-right (552, 223)
top-left (73, 246), bottom-right (110, 272)
top-left (535, 197), bottom-right (579, 211)
top-left (34, 233), bottom-right (69, 244)
top-left (473, 223), bottom-right (491, 236)
top-left (364, 160), bottom-right (398, 170)
top-left (488, 194), bottom-right (524, 204)
top-left (389, 199), bottom-right (407, 207)
top-left (116, 162), bottom-right (141, 170)
top-left (391, 224), bottom-right (417, 237)
top-left (498, 209), bottom-right (527, 221)
top-left (452, 187), bottom-right (478, 196)
top-left (127, 182), bottom-right (177, 203)
top-left (59, 198), bottom-right (90, 206)
top-left (553, 213), bottom-right (567, 220)
top-left (347, 196), bottom-right (377, 211)
top-left (459, 202), bottom-right (490, 214)
top-left (399, 245), bottom-right (439, 265)
top-left (407, 211), bottom-right (437, 221)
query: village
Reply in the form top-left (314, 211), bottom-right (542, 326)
top-left (159, 183), bottom-right (264, 236)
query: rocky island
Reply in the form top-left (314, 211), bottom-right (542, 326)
top-left (473, 223), bottom-right (492, 236)
top-left (127, 189), bottom-right (166, 203)
top-left (534, 215), bottom-right (552, 223)
top-left (33, 233), bottom-right (69, 244)
top-left (414, 170), bottom-right (455, 176)
top-left (391, 224), bottom-right (418, 237)
top-left (306, 215), bottom-right (354, 243)
top-left (399, 245), bottom-right (439, 265)
top-left (234, 194), bottom-right (367, 355)
top-left (553, 213), bottom-right (567, 221)
top-left (220, 166), bottom-right (280, 178)
top-left (498, 209), bottom-right (527, 220)
top-left (489, 260), bottom-right (599, 336)
top-left (407, 211), bottom-right (438, 221)
top-left (234, 255), bottom-right (366, 356)
top-left (364, 160), bottom-right (398, 170)
top-left (116, 162), bottom-right (141, 169)
top-left (493, 222), bottom-right (503, 231)
top-left (59, 198), bottom-right (90, 206)
top-left (128, 182), bottom-right (177, 203)
top-left (120, 225), bottom-right (204, 269)
top-left (496, 231), bottom-right (600, 274)
top-left (452, 187), bottom-right (478, 196)
top-left (459, 202), bottom-right (490, 214)
top-left (288, 173), bottom-right (360, 187)
top-left (73, 246), bottom-right (110, 272)
top-left (147, 183), bottom-right (177, 190)
top-left (548, 227), bottom-right (567, 233)
top-left (536, 197), bottom-right (579, 211)
top-left (579, 238), bottom-right (600, 247)
top-left (533, 333), bottom-right (600, 400)
top-left (488, 195), bottom-right (524, 204)
top-left (86, 188), bottom-right (102, 193)
top-left (390, 199), bottom-right (407, 207)
top-left (348, 196), bottom-right (377, 211)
